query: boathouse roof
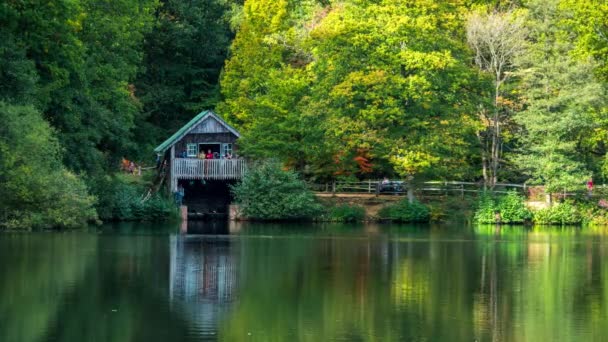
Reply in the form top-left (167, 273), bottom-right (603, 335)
top-left (154, 110), bottom-right (241, 154)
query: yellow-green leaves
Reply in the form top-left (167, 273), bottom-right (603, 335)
top-left (390, 149), bottom-right (440, 177)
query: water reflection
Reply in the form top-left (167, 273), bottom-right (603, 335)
top-left (2, 224), bottom-right (608, 341)
top-left (169, 236), bottom-right (239, 337)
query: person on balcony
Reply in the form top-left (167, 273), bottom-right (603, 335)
top-left (206, 149), bottom-right (213, 159)
top-left (198, 150), bottom-right (206, 159)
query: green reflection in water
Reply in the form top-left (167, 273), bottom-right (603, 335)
top-left (1, 223), bottom-right (608, 341)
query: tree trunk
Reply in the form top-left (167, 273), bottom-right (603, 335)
top-left (406, 179), bottom-right (415, 204)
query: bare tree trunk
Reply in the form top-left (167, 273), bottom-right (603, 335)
top-left (490, 80), bottom-right (501, 188)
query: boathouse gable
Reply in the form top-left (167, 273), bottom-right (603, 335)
top-left (154, 110), bottom-right (240, 155)
top-left (154, 110), bottom-right (245, 192)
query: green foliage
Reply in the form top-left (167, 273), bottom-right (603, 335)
top-left (90, 174), bottom-right (176, 221)
top-left (231, 160), bottom-right (323, 220)
top-left (134, 0), bottom-right (233, 154)
top-left (473, 192), bottom-right (497, 224)
top-left (0, 103), bottom-right (97, 229)
top-left (378, 199), bottom-right (430, 223)
top-left (533, 202), bottom-right (582, 225)
top-left (327, 204), bottom-right (366, 223)
top-left (0, 0), bottom-right (158, 173)
top-left (513, 0), bottom-right (606, 192)
top-left (474, 191), bottom-right (532, 224)
top-left (220, 0), bottom-right (483, 179)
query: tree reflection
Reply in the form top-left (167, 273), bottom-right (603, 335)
top-left (3, 225), bottom-right (608, 341)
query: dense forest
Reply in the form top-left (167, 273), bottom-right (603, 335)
top-left (0, 0), bottom-right (606, 228)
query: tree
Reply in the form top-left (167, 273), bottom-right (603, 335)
top-left (0, 0), bottom-right (158, 173)
top-left (220, 0), bottom-right (483, 184)
top-left (309, 1), bottom-right (482, 184)
top-left (466, 8), bottom-right (527, 187)
top-left (135, 0), bottom-right (234, 153)
top-left (0, 103), bottom-right (97, 229)
top-left (513, 0), bottom-right (606, 192)
top-left (561, 0), bottom-right (608, 81)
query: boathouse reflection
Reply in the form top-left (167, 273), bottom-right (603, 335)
top-left (169, 235), bottom-right (240, 331)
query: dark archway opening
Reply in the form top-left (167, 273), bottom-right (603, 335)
top-left (179, 179), bottom-right (236, 220)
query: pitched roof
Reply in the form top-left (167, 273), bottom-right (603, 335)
top-left (154, 110), bottom-right (241, 154)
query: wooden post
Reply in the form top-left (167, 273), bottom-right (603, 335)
top-left (180, 205), bottom-right (187, 234)
top-left (169, 145), bottom-right (176, 193)
top-left (368, 180), bottom-right (371, 193)
top-left (461, 183), bottom-right (464, 199)
top-left (229, 204), bottom-right (241, 221)
top-left (332, 181), bottom-right (336, 194)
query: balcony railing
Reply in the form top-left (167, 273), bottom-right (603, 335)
top-left (173, 158), bottom-right (247, 180)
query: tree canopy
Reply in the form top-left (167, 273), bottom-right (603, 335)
top-left (1, 0), bottom-right (608, 227)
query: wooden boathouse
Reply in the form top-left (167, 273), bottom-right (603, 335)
top-left (154, 110), bottom-right (246, 193)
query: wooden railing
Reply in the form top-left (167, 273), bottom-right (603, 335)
top-left (309, 180), bottom-right (528, 196)
top-left (173, 158), bottom-right (247, 180)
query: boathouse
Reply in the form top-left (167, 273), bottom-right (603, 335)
top-left (154, 110), bottom-right (246, 195)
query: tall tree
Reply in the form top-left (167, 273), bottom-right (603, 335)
top-left (0, 0), bottom-right (158, 173)
top-left (220, 0), bottom-right (483, 183)
top-left (466, 8), bottom-right (527, 187)
top-left (513, 0), bottom-right (606, 191)
top-left (135, 0), bottom-right (234, 151)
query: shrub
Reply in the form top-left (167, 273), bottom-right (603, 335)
top-left (474, 193), bottom-right (497, 224)
top-left (474, 190), bottom-right (532, 224)
top-left (498, 190), bottom-right (533, 223)
top-left (231, 160), bottom-right (323, 220)
top-left (89, 174), bottom-right (177, 221)
top-left (533, 202), bottom-right (582, 225)
top-left (327, 204), bottom-right (366, 222)
top-left (378, 199), bottom-right (430, 223)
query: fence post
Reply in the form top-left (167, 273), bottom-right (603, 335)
top-left (325, 183), bottom-right (329, 192)
top-left (461, 183), bottom-right (464, 199)
top-left (368, 180), bottom-right (371, 193)
top-left (332, 181), bottom-right (336, 194)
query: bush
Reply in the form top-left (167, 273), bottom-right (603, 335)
top-left (533, 202), bottom-right (582, 225)
top-left (498, 190), bottom-right (533, 223)
top-left (327, 204), bottom-right (366, 222)
top-left (474, 193), bottom-right (497, 224)
top-left (378, 199), bottom-right (430, 223)
top-left (89, 174), bottom-right (177, 221)
top-left (474, 191), bottom-right (532, 224)
top-left (231, 160), bottom-right (323, 220)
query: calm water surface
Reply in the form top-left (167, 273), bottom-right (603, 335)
top-left (2, 222), bottom-right (608, 341)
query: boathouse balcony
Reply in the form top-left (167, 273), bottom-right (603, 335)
top-left (172, 158), bottom-right (247, 180)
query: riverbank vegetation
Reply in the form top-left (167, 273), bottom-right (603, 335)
top-left (231, 161), bottom-right (323, 220)
top-left (473, 190), bottom-right (608, 226)
top-left (1, 0), bottom-right (607, 228)
top-left (90, 174), bottom-right (177, 222)
top-left (378, 200), bottom-right (431, 223)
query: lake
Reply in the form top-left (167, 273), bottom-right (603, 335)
top-left (1, 222), bottom-right (608, 341)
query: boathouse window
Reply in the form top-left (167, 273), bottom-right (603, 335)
top-left (186, 144), bottom-right (197, 157)
top-left (223, 143), bottom-right (233, 156)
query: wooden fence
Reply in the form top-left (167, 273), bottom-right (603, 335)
top-left (309, 180), bottom-right (528, 196)
top-left (173, 158), bottom-right (247, 180)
